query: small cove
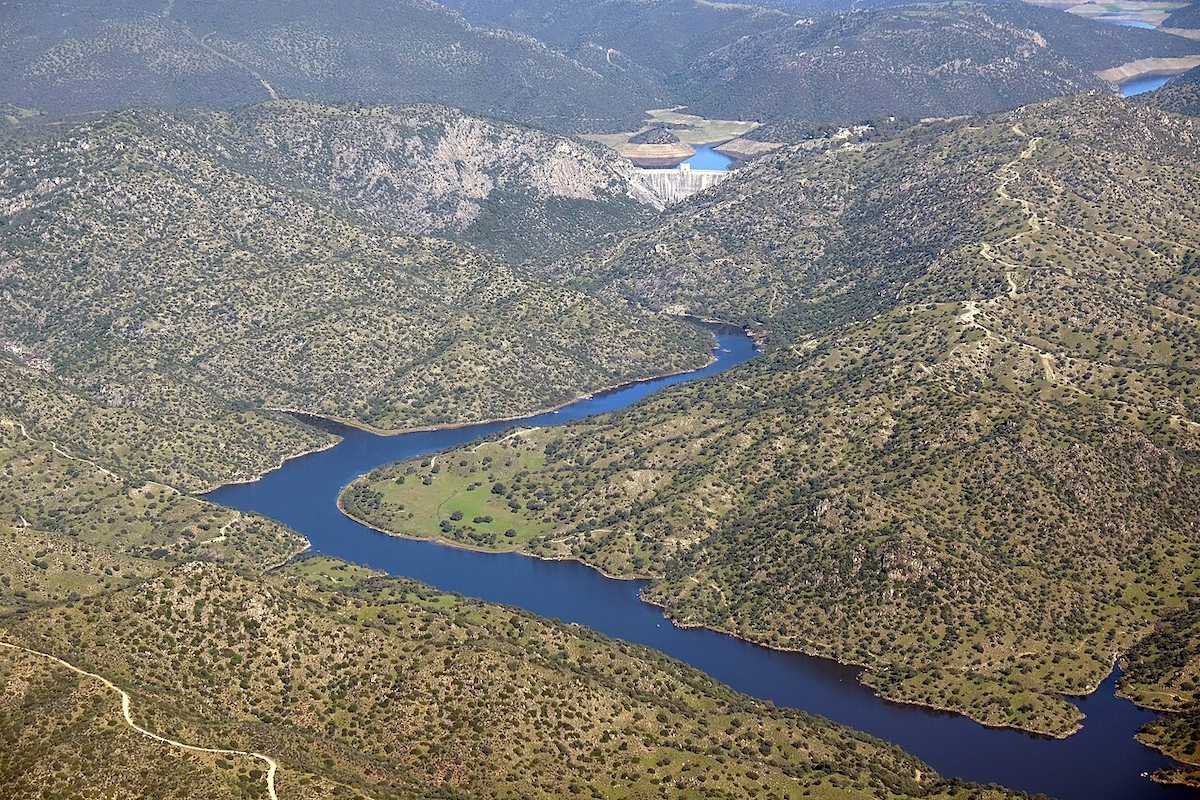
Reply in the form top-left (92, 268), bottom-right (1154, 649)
top-left (205, 326), bottom-right (1196, 800)
top-left (1122, 74), bottom-right (1173, 96)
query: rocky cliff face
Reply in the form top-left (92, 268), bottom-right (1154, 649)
top-left (171, 100), bottom-right (656, 259)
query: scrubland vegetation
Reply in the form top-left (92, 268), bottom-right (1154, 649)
top-left (348, 94), bottom-right (1200, 741)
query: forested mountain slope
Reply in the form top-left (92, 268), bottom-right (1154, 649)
top-left (0, 365), bottom-right (1019, 800)
top-left (1164, 0), bottom-right (1200, 29)
top-left (671, 1), bottom-right (1200, 125)
top-left (345, 93), bottom-right (1200, 741)
top-left (439, 0), bottom-right (792, 75)
top-left (0, 108), bottom-right (710, 472)
top-left (0, 0), bottom-right (661, 132)
top-left (1146, 65), bottom-right (1200, 117)
top-left (6, 0), bottom-right (1195, 137)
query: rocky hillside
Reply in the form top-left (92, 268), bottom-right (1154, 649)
top-left (0, 0), bottom-right (661, 132)
top-left (0, 366), bottom-right (1019, 800)
top-left (670, 1), bottom-right (1200, 125)
top-left (1147, 65), bottom-right (1200, 117)
top-left (0, 108), bottom-right (711, 458)
top-left (169, 100), bottom-right (657, 260)
top-left (345, 93), bottom-right (1200, 741)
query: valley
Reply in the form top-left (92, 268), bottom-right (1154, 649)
top-left (3, 1), bottom-right (1200, 798)
top-left (344, 91), bottom-right (1200, 791)
top-left (220, 327), bottom-right (1187, 799)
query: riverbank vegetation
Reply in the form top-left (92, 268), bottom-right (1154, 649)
top-left (0, 310), bottom-right (1025, 800)
top-left (346, 93), bottom-right (1200, 739)
top-left (4, 555), bottom-right (1026, 800)
top-left (1121, 601), bottom-right (1200, 786)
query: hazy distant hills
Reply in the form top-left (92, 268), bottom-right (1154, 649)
top-left (5, 0), bottom-right (1198, 135)
top-left (0, 0), bottom-right (662, 132)
top-left (1164, 1), bottom-right (1200, 29)
top-left (670, 1), bottom-right (1200, 125)
top-left (437, 0), bottom-right (793, 75)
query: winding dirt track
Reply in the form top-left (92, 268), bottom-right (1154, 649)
top-left (0, 640), bottom-right (278, 800)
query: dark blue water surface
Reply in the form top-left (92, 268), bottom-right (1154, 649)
top-left (206, 327), bottom-right (1194, 800)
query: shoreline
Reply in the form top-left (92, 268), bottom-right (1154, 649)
top-left (214, 317), bottom-right (742, 576)
top-left (636, 594), bottom-right (1087, 741)
top-left (335, 495), bottom-right (659, 582)
top-left (191, 434), bottom-right (343, 496)
top-left (196, 313), bottom-right (746, 495)
top-left (1140, 732), bottom-right (1200, 788)
top-left (1097, 55), bottom-right (1200, 84)
top-left (267, 314), bottom-right (739, 438)
top-left (337, 484), bottom-right (1094, 742)
top-left (267, 351), bottom-right (714, 439)
top-left (262, 541), bottom-right (311, 575)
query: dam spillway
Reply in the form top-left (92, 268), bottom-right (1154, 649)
top-left (630, 166), bottom-right (731, 207)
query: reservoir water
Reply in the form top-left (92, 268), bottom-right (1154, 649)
top-left (206, 327), bottom-right (1195, 800)
top-left (680, 144), bottom-right (735, 170)
top-left (1102, 17), bottom-right (1158, 29)
top-left (1122, 75), bottom-right (1172, 97)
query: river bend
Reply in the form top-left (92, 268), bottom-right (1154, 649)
top-left (206, 327), bottom-right (1193, 800)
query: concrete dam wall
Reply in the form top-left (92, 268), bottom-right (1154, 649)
top-left (630, 168), bottom-right (730, 208)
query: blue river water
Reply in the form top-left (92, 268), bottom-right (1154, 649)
top-left (205, 327), bottom-right (1195, 800)
top-left (680, 144), bottom-right (735, 170)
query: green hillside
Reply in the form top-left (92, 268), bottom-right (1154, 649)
top-left (0, 107), bottom-right (710, 476)
top-left (0, 363), bottom-right (1021, 800)
top-left (345, 93), bottom-right (1200, 738)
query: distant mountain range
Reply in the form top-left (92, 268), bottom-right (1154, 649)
top-left (669, 1), bottom-right (1200, 126)
top-left (0, 0), bottom-right (662, 132)
top-left (1164, 1), bottom-right (1200, 29)
top-left (3, 0), bottom-right (1198, 135)
top-left (437, 0), bottom-right (792, 75)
